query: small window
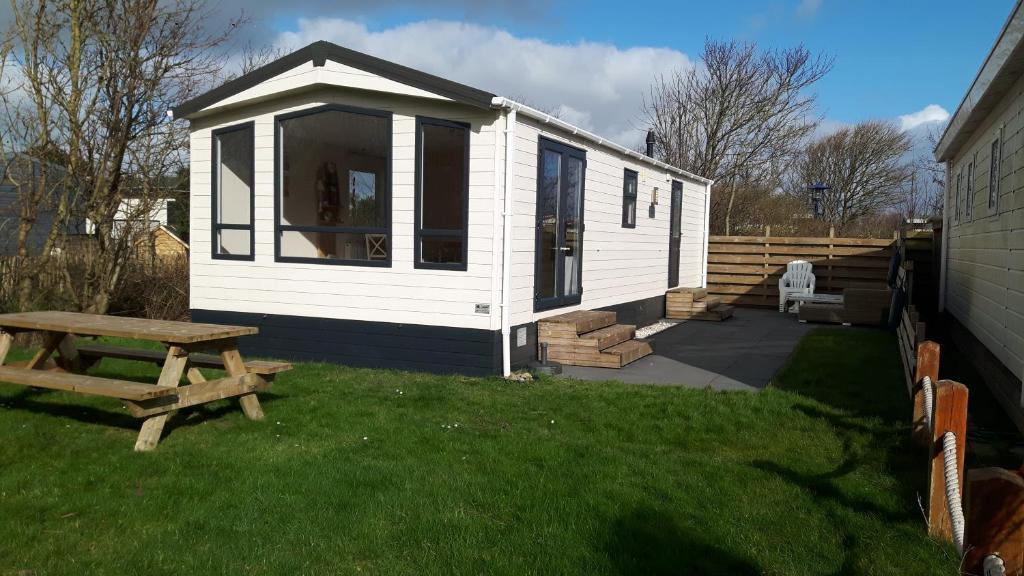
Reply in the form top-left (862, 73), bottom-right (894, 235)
top-left (953, 170), bottom-right (961, 224)
top-left (965, 158), bottom-right (974, 221)
top-left (212, 122), bottom-right (254, 260)
top-left (275, 104), bottom-right (392, 266)
top-left (622, 169), bottom-right (638, 228)
top-left (415, 117), bottom-right (469, 270)
top-left (989, 135), bottom-right (1001, 213)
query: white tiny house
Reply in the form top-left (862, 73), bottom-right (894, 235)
top-left (173, 41), bottom-right (712, 375)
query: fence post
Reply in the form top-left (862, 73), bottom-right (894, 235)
top-left (912, 341), bottom-right (941, 446)
top-left (928, 379), bottom-right (969, 541)
top-left (763, 225), bottom-right (771, 306)
top-left (964, 467), bottom-right (1024, 574)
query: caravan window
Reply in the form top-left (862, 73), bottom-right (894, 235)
top-left (212, 122), bottom-right (254, 260)
top-left (274, 104), bottom-right (392, 266)
top-left (622, 169), bottom-right (638, 228)
top-left (415, 117), bottom-right (469, 270)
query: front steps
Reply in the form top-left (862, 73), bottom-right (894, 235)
top-left (666, 287), bottom-right (735, 321)
top-left (538, 310), bottom-right (653, 368)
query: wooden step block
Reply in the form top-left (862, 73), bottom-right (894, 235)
top-left (578, 324), bottom-right (635, 349)
top-left (538, 310), bottom-right (616, 338)
top-left (667, 287), bottom-right (707, 301)
top-left (670, 304), bottom-right (735, 322)
top-left (539, 323), bottom-right (634, 349)
top-left (546, 338), bottom-right (653, 368)
top-left (604, 339), bottom-right (653, 366)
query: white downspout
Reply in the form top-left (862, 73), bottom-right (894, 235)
top-left (701, 181), bottom-right (712, 288)
top-left (500, 106), bottom-right (517, 376)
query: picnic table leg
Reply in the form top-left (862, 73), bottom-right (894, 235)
top-left (134, 345), bottom-right (188, 452)
top-left (0, 331), bottom-right (12, 365)
top-left (219, 347), bottom-right (264, 421)
top-left (27, 331), bottom-right (66, 369)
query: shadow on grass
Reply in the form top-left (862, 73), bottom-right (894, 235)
top-left (1, 386), bottom-right (285, 439)
top-left (751, 328), bottom-right (938, 572)
top-left (603, 506), bottom-right (761, 575)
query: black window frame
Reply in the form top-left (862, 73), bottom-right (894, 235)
top-left (622, 168), bottom-right (638, 228)
top-left (211, 121), bottom-right (256, 261)
top-left (989, 135), bottom-right (1001, 213)
top-left (273, 103), bottom-right (393, 267)
top-left (414, 116), bottom-right (471, 271)
top-left (533, 136), bottom-right (587, 313)
top-left (965, 155), bottom-right (975, 222)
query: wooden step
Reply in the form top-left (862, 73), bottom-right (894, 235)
top-left (670, 304), bottom-right (735, 322)
top-left (547, 338), bottom-right (653, 368)
top-left (538, 310), bottom-right (616, 338)
top-left (667, 287), bottom-right (707, 301)
top-left (541, 324), bottom-right (634, 349)
top-left (604, 339), bottom-right (653, 366)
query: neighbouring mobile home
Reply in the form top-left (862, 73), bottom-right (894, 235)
top-left (935, 0), bottom-right (1024, 429)
top-left (173, 41), bottom-right (713, 375)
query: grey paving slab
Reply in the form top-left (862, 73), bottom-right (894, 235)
top-left (559, 307), bottom-right (812, 391)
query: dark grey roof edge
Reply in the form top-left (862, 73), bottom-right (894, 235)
top-left (171, 41), bottom-right (496, 119)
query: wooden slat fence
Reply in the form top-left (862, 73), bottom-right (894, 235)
top-left (707, 228), bottom-right (895, 308)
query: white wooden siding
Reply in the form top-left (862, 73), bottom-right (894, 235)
top-left (946, 69), bottom-right (1024, 382)
top-left (190, 87), bottom-right (500, 330)
top-left (506, 115), bottom-right (709, 326)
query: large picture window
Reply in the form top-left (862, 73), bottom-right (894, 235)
top-left (415, 117), bottom-right (469, 270)
top-left (212, 122), bottom-right (254, 260)
top-left (622, 169), bottom-right (638, 228)
top-left (275, 104), bottom-right (391, 266)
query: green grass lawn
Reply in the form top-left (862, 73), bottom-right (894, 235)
top-left (0, 328), bottom-right (958, 575)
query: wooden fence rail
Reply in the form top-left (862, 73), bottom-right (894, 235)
top-left (707, 227), bottom-right (895, 308)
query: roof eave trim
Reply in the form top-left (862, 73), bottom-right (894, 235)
top-left (491, 97), bottom-right (713, 186)
top-left (171, 40), bottom-right (497, 119)
top-left (934, 0), bottom-right (1024, 161)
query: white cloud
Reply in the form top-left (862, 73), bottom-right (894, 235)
top-left (898, 104), bottom-right (950, 132)
top-left (796, 0), bottom-right (822, 19)
top-left (273, 18), bottom-right (694, 148)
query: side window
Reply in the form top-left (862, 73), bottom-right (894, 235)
top-left (954, 169), bottom-right (962, 224)
top-left (622, 169), bottom-right (638, 228)
top-left (415, 117), bottom-right (470, 270)
top-left (965, 156), bottom-right (974, 222)
top-left (989, 134), bottom-right (1001, 214)
top-left (212, 122), bottom-right (254, 260)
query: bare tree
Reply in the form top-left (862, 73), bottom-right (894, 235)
top-left (1, 0), bottom-right (241, 313)
top-left (643, 39), bottom-right (832, 234)
top-left (791, 121), bottom-right (913, 231)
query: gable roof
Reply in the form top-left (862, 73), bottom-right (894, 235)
top-left (935, 0), bottom-right (1024, 161)
top-left (171, 41), bottom-right (496, 119)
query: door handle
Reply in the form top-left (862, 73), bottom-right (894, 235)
top-left (555, 247), bottom-right (571, 251)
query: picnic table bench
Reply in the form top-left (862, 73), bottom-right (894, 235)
top-left (0, 311), bottom-right (291, 451)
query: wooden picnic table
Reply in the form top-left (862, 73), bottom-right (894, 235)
top-left (0, 311), bottom-right (291, 451)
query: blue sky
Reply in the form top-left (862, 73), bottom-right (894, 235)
top-left (251, 0), bottom-right (1014, 145)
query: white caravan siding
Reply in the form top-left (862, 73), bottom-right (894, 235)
top-left (507, 115), bottom-right (708, 326)
top-left (189, 87), bottom-right (500, 330)
top-left (945, 69), bottom-right (1024, 382)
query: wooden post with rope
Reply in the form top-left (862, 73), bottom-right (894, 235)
top-left (928, 379), bottom-right (968, 542)
top-left (911, 341), bottom-right (940, 446)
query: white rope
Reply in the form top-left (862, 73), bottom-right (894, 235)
top-left (983, 554), bottom-right (1006, 576)
top-left (922, 375), bottom-right (934, 432)
top-left (941, 431), bottom-right (966, 555)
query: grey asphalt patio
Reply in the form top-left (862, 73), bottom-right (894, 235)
top-left (559, 307), bottom-right (813, 391)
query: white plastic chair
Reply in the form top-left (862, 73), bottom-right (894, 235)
top-left (779, 260), bottom-right (815, 312)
